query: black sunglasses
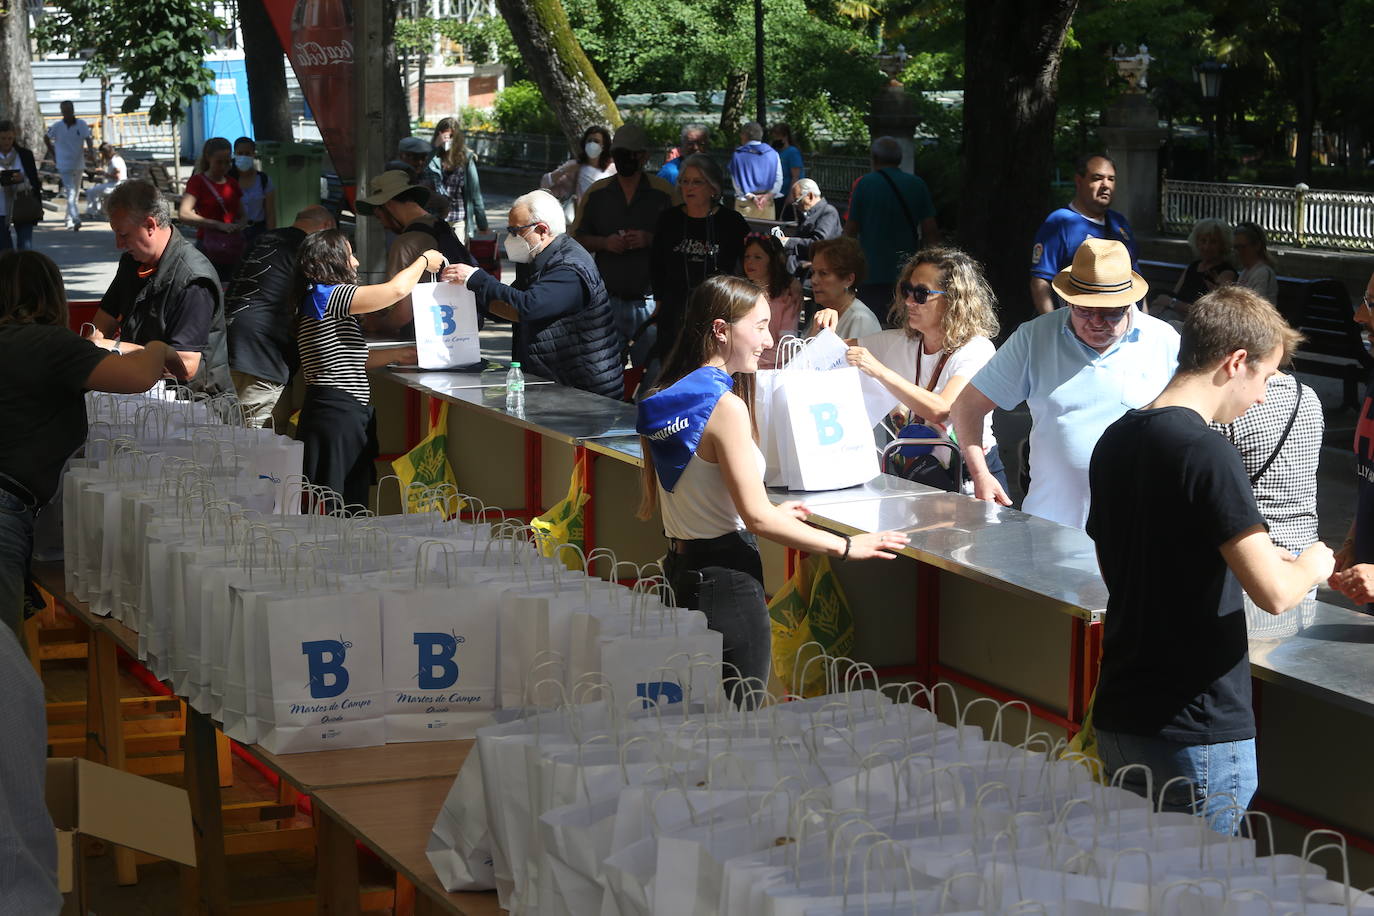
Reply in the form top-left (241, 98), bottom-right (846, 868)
top-left (900, 282), bottom-right (946, 305)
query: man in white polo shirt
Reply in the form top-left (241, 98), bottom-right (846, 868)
top-left (43, 100), bottom-right (94, 230)
top-left (950, 238), bottom-right (1179, 529)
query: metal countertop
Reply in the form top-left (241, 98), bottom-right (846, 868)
top-left (1248, 599), bottom-right (1374, 716)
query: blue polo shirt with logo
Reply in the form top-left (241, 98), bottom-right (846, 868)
top-left (1031, 206), bottom-right (1139, 288)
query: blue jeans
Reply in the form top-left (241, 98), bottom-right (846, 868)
top-left (0, 489), bottom-right (36, 642)
top-left (1097, 728), bottom-right (1258, 835)
top-left (0, 215), bottom-right (34, 250)
top-left (608, 295), bottom-right (655, 367)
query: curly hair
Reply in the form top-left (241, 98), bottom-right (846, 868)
top-left (1187, 217), bottom-right (1233, 260)
top-left (0, 250), bottom-right (68, 328)
top-left (888, 247), bottom-right (999, 351)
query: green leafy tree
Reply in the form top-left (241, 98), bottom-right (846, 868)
top-left (35, 0), bottom-right (223, 126)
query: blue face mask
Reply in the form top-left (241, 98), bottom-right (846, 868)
top-left (233, 155), bottom-right (255, 171)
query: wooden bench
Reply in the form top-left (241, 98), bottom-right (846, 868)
top-left (1138, 259), bottom-right (1372, 408)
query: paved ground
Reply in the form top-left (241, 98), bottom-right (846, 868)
top-left (35, 190), bottom-right (1366, 610)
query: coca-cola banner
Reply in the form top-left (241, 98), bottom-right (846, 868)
top-left (264, 0), bottom-right (356, 183)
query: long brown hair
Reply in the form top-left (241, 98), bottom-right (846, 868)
top-left (0, 250), bottom-right (68, 327)
top-left (441, 125), bottom-right (470, 171)
top-left (636, 275), bottom-right (763, 520)
top-left (743, 233), bottom-right (790, 299)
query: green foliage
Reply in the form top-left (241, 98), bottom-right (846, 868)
top-left (34, 0), bottom-right (222, 125)
top-left (491, 81), bottom-right (561, 134)
top-left (395, 15), bottom-right (520, 68)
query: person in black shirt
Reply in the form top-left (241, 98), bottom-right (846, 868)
top-left (0, 250), bottom-right (186, 639)
top-left (225, 205), bottom-right (334, 426)
top-left (1087, 285), bottom-right (1334, 834)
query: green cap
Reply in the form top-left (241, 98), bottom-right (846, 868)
top-left (510, 362), bottom-right (521, 368)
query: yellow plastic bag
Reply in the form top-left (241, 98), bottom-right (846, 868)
top-left (531, 450), bottom-right (590, 570)
top-left (391, 403), bottom-right (461, 516)
top-left (770, 556), bottom-right (856, 697)
top-left (1063, 690), bottom-right (1104, 783)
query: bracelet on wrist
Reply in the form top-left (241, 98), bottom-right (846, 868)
top-left (838, 533), bottom-right (852, 561)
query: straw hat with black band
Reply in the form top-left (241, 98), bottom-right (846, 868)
top-left (355, 169), bottom-right (428, 216)
top-left (1051, 237), bottom-right (1149, 308)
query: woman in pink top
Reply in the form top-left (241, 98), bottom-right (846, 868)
top-left (740, 233), bottom-right (801, 369)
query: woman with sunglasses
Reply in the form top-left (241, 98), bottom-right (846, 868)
top-left (806, 236), bottom-right (880, 338)
top-left (845, 248), bottom-right (1007, 491)
top-left (636, 274), bottom-right (908, 696)
top-left (740, 233), bottom-right (801, 368)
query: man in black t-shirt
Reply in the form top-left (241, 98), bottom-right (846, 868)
top-left (1087, 285), bottom-right (1334, 834)
top-left (224, 205), bottom-right (334, 426)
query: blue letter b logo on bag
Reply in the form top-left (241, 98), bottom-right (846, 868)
top-left (433, 304), bottom-right (457, 337)
top-left (635, 681), bottom-right (683, 708)
top-left (413, 632), bottom-right (460, 690)
top-left (809, 403), bottom-right (843, 445)
top-left (301, 638), bottom-right (351, 699)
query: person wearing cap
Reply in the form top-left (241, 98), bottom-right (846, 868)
top-left (950, 237), bottom-right (1178, 529)
top-left (442, 189), bottom-right (623, 399)
top-left (397, 135), bottom-right (443, 195)
top-left (1088, 285), bottom-right (1333, 834)
top-left (354, 169), bottom-right (476, 336)
top-left (1030, 154), bottom-right (1138, 315)
top-left (573, 123), bottom-right (673, 368)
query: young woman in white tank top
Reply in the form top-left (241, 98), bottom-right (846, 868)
top-left (636, 275), bottom-right (909, 695)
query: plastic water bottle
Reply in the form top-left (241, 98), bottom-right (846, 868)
top-left (505, 361), bottom-right (525, 412)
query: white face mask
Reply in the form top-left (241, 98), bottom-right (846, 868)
top-left (505, 231), bottom-right (535, 264)
top-left (442, 138), bottom-right (453, 150)
top-left (583, 141), bottom-right (602, 160)
top-left (233, 155), bottom-right (255, 171)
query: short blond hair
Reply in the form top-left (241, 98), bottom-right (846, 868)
top-left (1187, 218), bottom-right (1233, 259)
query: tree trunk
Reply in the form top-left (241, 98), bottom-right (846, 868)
top-left (1292, 3), bottom-right (1317, 184)
top-left (384, 0), bottom-right (412, 151)
top-left (240, 0), bottom-right (293, 142)
top-left (958, 0), bottom-right (1078, 333)
top-left (494, 0), bottom-right (621, 150)
top-left (0, 8), bottom-right (44, 149)
top-left (719, 69), bottom-right (749, 140)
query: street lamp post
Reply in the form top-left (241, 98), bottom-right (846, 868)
top-left (1194, 59), bottom-right (1225, 181)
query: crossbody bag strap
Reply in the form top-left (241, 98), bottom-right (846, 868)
top-left (1249, 376), bottom-right (1303, 485)
top-left (874, 169), bottom-right (921, 243)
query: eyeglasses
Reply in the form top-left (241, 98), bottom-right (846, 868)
top-left (1070, 305), bottom-right (1132, 323)
top-left (1360, 294), bottom-right (1374, 311)
top-left (506, 222), bottom-right (539, 236)
top-left (900, 283), bottom-right (945, 305)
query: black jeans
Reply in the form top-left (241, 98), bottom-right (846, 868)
top-left (297, 386), bottom-right (378, 513)
top-left (663, 530), bottom-right (771, 698)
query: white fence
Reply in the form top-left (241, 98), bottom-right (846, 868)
top-left (1161, 178), bottom-right (1374, 252)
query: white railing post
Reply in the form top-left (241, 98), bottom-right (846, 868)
top-left (1294, 183), bottom-right (1309, 248)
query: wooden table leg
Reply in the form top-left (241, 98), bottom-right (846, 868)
top-left (85, 628), bottom-right (138, 885)
top-left (314, 805), bottom-right (361, 916)
top-left (180, 708), bottom-right (229, 915)
top-left (215, 728), bottom-right (234, 788)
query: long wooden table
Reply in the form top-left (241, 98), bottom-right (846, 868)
top-left (30, 561), bottom-right (498, 915)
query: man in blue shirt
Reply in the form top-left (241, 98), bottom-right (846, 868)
top-left (657, 125), bottom-right (708, 187)
top-left (728, 122), bottom-right (782, 220)
top-left (769, 123), bottom-right (805, 219)
top-left (1030, 154), bottom-right (1138, 314)
top-left (951, 238), bottom-right (1178, 529)
top-left (845, 136), bottom-right (942, 321)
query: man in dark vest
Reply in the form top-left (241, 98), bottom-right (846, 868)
top-left (443, 189), bottom-right (623, 400)
top-left (354, 169), bottom-right (477, 337)
top-left (89, 180), bottom-right (233, 398)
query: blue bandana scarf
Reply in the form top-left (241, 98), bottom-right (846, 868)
top-left (635, 366), bottom-right (735, 493)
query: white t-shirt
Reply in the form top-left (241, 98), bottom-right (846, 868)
top-left (46, 119), bottom-right (91, 172)
top-left (832, 299), bottom-right (882, 339)
top-left (107, 155), bottom-right (128, 184)
top-left (859, 329), bottom-right (998, 450)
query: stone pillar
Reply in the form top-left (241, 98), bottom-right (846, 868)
top-left (867, 81), bottom-right (920, 173)
top-left (1100, 94), bottom-right (1168, 235)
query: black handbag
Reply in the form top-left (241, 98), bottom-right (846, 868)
top-left (10, 190), bottom-right (42, 224)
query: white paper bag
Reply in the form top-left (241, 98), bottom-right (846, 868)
top-left (381, 587), bottom-right (498, 741)
top-left (413, 281), bottom-right (481, 370)
top-left (772, 366), bottom-right (875, 491)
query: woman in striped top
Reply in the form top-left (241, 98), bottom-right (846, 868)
top-left (293, 229), bottom-right (438, 510)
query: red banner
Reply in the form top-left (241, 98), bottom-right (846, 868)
top-left (263, 0), bottom-right (356, 184)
